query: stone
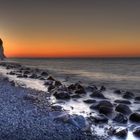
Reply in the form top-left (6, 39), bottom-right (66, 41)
top-left (54, 80), bottom-right (62, 87)
top-left (113, 113), bottom-right (128, 124)
top-left (47, 76), bottom-right (55, 81)
top-left (86, 85), bottom-right (97, 92)
top-left (114, 128), bottom-right (128, 138)
top-left (71, 94), bottom-right (81, 98)
top-left (83, 99), bottom-right (96, 104)
top-left (90, 90), bottom-right (106, 99)
top-left (135, 96), bottom-right (140, 101)
top-left (115, 104), bottom-right (132, 115)
top-left (100, 86), bottom-right (106, 91)
top-left (51, 105), bottom-right (63, 111)
top-left (133, 127), bottom-right (140, 137)
top-left (41, 71), bottom-right (48, 76)
top-left (123, 91), bottom-right (134, 99)
top-left (114, 90), bottom-right (122, 94)
top-left (99, 106), bottom-right (113, 115)
top-left (129, 113), bottom-right (140, 123)
top-left (75, 88), bottom-right (86, 94)
top-left (89, 114), bottom-right (108, 123)
top-left (114, 100), bottom-right (131, 105)
top-left (53, 91), bottom-right (70, 100)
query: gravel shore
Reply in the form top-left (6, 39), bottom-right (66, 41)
top-left (0, 73), bottom-right (108, 140)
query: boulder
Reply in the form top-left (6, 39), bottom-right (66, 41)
top-left (54, 80), bottom-right (62, 87)
top-left (113, 113), bottom-right (128, 124)
top-left (53, 91), bottom-right (71, 100)
top-left (71, 94), bottom-right (81, 98)
top-left (133, 127), bottom-right (140, 137)
top-left (75, 88), bottom-right (86, 94)
top-left (115, 104), bottom-right (132, 115)
top-left (114, 100), bottom-right (131, 105)
top-left (90, 90), bottom-right (106, 99)
top-left (135, 96), bottom-right (140, 101)
top-left (129, 113), bottom-right (140, 123)
top-left (68, 84), bottom-right (76, 91)
top-left (41, 71), bottom-right (48, 76)
top-left (114, 128), bottom-right (128, 138)
top-left (99, 106), bottom-right (113, 115)
top-left (114, 90), bottom-right (122, 94)
top-left (47, 76), bottom-right (55, 81)
top-left (83, 99), bottom-right (96, 104)
top-left (89, 114), bottom-right (108, 124)
top-left (123, 91), bottom-right (134, 99)
top-left (86, 85), bottom-right (97, 92)
top-left (100, 86), bottom-right (106, 91)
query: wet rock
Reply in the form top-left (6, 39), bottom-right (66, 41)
top-left (114, 90), bottom-right (122, 94)
top-left (29, 74), bottom-right (38, 79)
top-left (90, 100), bottom-right (113, 110)
top-left (114, 128), bottom-right (128, 138)
top-left (24, 70), bottom-right (30, 75)
top-left (51, 105), bottom-right (63, 111)
top-left (22, 74), bottom-right (28, 78)
top-left (86, 85), bottom-right (97, 92)
top-left (41, 71), bottom-right (48, 76)
top-left (135, 96), bottom-right (140, 101)
top-left (114, 100), bottom-right (131, 105)
top-left (75, 88), bottom-right (86, 94)
top-left (115, 104), bottom-right (132, 115)
top-left (99, 106), bottom-right (113, 115)
top-left (48, 85), bottom-right (55, 92)
top-left (89, 114), bottom-right (108, 123)
top-left (53, 91), bottom-right (71, 100)
top-left (47, 76), bottom-right (55, 81)
top-left (83, 99), bottom-right (96, 104)
top-left (133, 127), bottom-right (140, 137)
top-left (54, 80), bottom-right (62, 87)
top-left (113, 113), bottom-right (128, 124)
top-left (100, 86), bottom-right (106, 91)
top-left (90, 90), bottom-right (106, 99)
top-left (44, 80), bottom-right (53, 86)
top-left (123, 91), bottom-right (134, 99)
top-left (8, 71), bottom-right (15, 75)
top-left (129, 113), bottom-right (140, 123)
top-left (71, 94), bottom-right (81, 98)
top-left (68, 84), bottom-right (76, 91)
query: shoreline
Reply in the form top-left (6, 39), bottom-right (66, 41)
top-left (0, 62), bottom-right (109, 140)
top-left (0, 61), bottom-right (140, 140)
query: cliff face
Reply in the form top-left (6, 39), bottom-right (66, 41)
top-left (0, 39), bottom-right (6, 60)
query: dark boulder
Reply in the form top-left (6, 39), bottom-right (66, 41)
top-left (47, 76), bottom-right (55, 81)
top-left (114, 128), bottom-right (128, 138)
top-left (75, 88), bottom-right (86, 94)
top-left (129, 113), bottom-right (140, 123)
top-left (123, 91), bottom-right (134, 99)
top-left (115, 104), bottom-right (132, 115)
top-left (24, 70), bottom-right (30, 75)
top-left (83, 99), bottom-right (96, 104)
top-left (53, 91), bottom-right (70, 100)
top-left (114, 90), bottom-right (122, 94)
top-left (41, 71), bottom-right (48, 76)
top-left (135, 96), bottom-right (140, 101)
top-left (86, 85), bottom-right (97, 92)
top-left (48, 85), bottom-right (55, 92)
top-left (114, 100), bottom-right (131, 105)
top-left (54, 80), bottom-right (62, 87)
top-left (113, 113), bottom-right (128, 124)
top-left (99, 106), bottom-right (113, 115)
top-left (29, 74), bottom-right (38, 79)
top-left (133, 127), bottom-right (140, 137)
top-left (71, 94), bottom-right (81, 98)
top-left (90, 90), bottom-right (106, 99)
top-left (68, 84), bottom-right (76, 91)
top-left (100, 86), bottom-right (106, 91)
top-left (89, 114), bottom-right (108, 124)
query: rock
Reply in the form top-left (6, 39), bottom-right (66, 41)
top-left (129, 113), bottom-right (140, 123)
top-left (24, 70), bottom-right (30, 75)
top-left (83, 99), bottom-right (96, 104)
top-left (54, 80), bottom-right (62, 87)
top-left (8, 71), bottom-right (15, 75)
top-left (10, 80), bottom-right (16, 86)
top-left (41, 71), bottom-right (48, 76)
top-left (99, 106), bottom-right (113, 115)
top-left (115, 104), bottom-right (132, 115)
top-left (90, 100), bottom-right (113, 110)
top-left (29, 74), bottom-right (38, 79)
top-left (89, 114), bottom-right (108, 123)
top-left (0, 38), bottom-right (6, 60)
top-left (53, 91), bottom-right (70, 100)
top-left (86, 85), bottom-right (97, 92)
top-left (113, 113), bottom-right (128, 124)
top-left (47, 76), bottom-right (55, 81)
top-left (23, 74), bottom-right (28, 78)
top-left (114, 90), bottom-right (122, 94)
top-left (71, 94), bottom-right (81, 98)
top-left (114, 100), bottom-right (131, 105)
top-left (135, 96), bottom-right (140, 101)
top-left (90, 90), bottom-right (106, 99)
top-left (51, 105), bottom-right (63, 111)
top-left (48, 85), bottom-right (55, 92)
top-left (100, 86), bottom-right (106, 91)
top-left (68, 84), bottom-right (76, 91)
top-left (23, 95), bottom-right (39, 103)
top-left (44, 80), bottom-right (53, 86)
top-left (123, 91), bottom-right (134, 99)
top-left (114, 128), bottom-right (128, 138)
top-left (75, 88), bottom-right (86, 94)
top-left (133, 127), bottom-right (140, 137)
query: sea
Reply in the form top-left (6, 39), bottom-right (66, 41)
top-left (8, 57), bottom-right (140, 92)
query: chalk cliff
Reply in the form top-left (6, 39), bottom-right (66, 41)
top-left (0, 38), bottom-right (6, 60)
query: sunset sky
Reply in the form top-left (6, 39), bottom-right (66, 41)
top-left (0, 0), bottom-right (140, 58)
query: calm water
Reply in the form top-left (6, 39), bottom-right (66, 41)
top-left (8, 58), bottom-right (140, 92)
